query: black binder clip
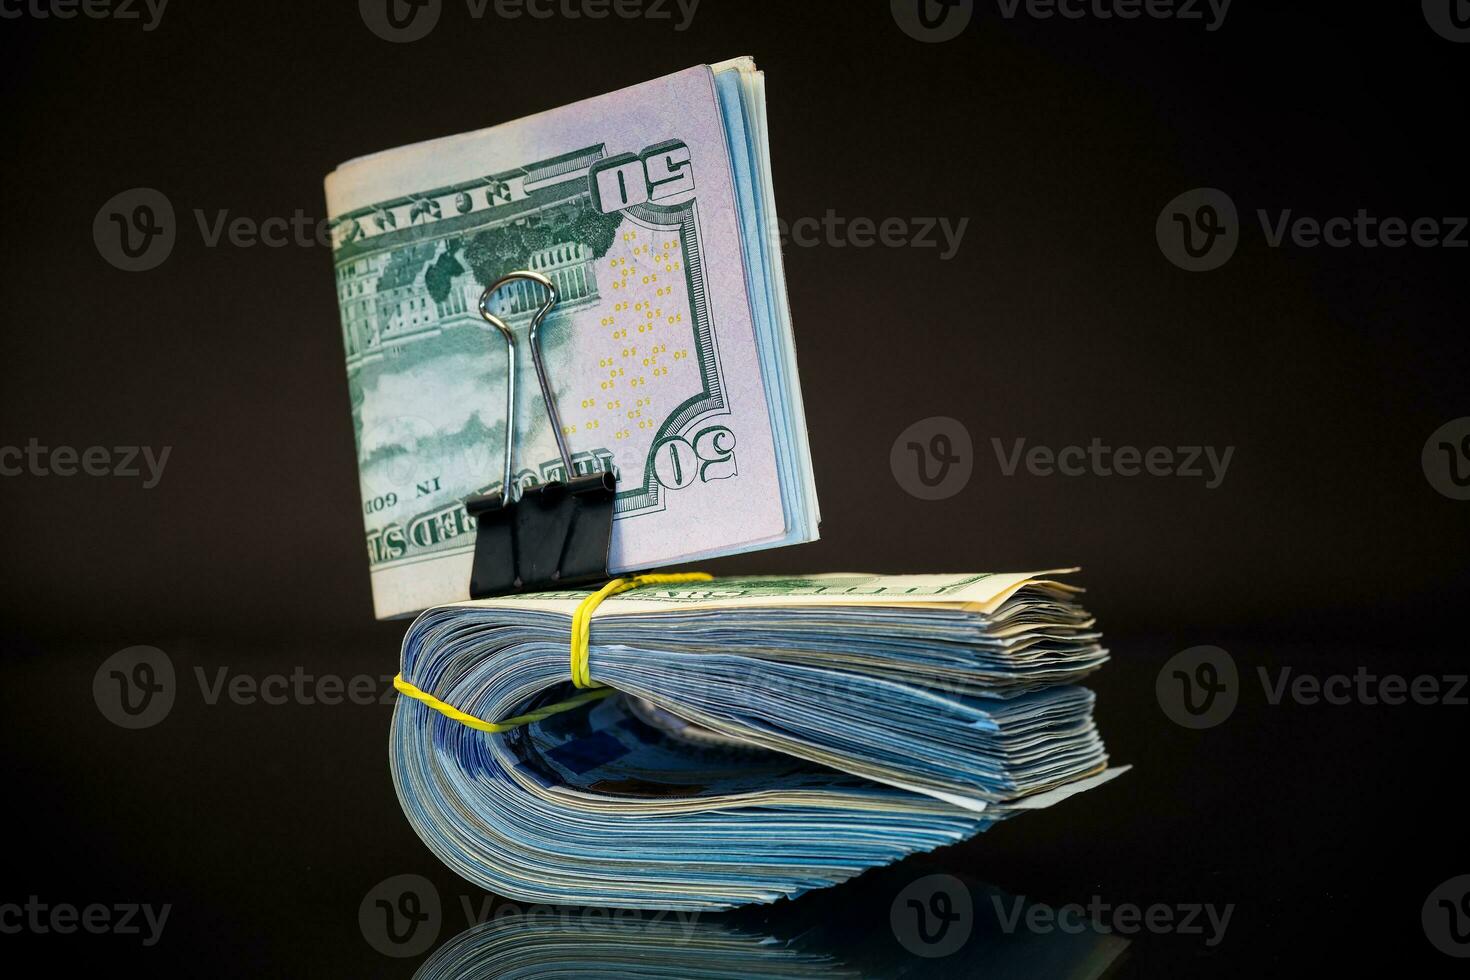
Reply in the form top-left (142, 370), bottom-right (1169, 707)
top-left (464, 270), bottom-right (617, 599)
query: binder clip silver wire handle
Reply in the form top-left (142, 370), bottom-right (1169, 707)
top-left (465, 270), bottom-right (617, 599)
top-left (476, 270), bottom-right (576, 498)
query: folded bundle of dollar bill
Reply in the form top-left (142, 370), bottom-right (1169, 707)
top-left (326, 58), bottom-right (817, 618)
top-left (390, 572), bottom-right (1121, 910)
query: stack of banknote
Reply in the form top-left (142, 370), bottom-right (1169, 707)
top-left (390, 572), bottom-right (1122, 910)
top-left (326, 58), bottom-right (818, 619)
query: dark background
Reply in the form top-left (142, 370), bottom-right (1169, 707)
top-left (1, 1), bottom-right (1466, 975)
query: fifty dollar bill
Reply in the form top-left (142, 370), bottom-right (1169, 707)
top-left (325, 59), bottom-right (818, 618)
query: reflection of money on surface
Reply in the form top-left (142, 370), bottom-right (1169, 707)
top-left (326, 60), bottom-right (818, 618)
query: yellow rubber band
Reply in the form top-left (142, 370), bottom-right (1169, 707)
top-left (392, 674), bottom-right (615, 733)
top-left (568, 572), bottom-right (714, 689)
top-left (394, 571), bottom-right (713, 733)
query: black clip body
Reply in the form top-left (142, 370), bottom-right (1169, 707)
top-left (466, 471), bottom-right (616, 597)
top-left (465, 270), bottom-right (616, 600)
